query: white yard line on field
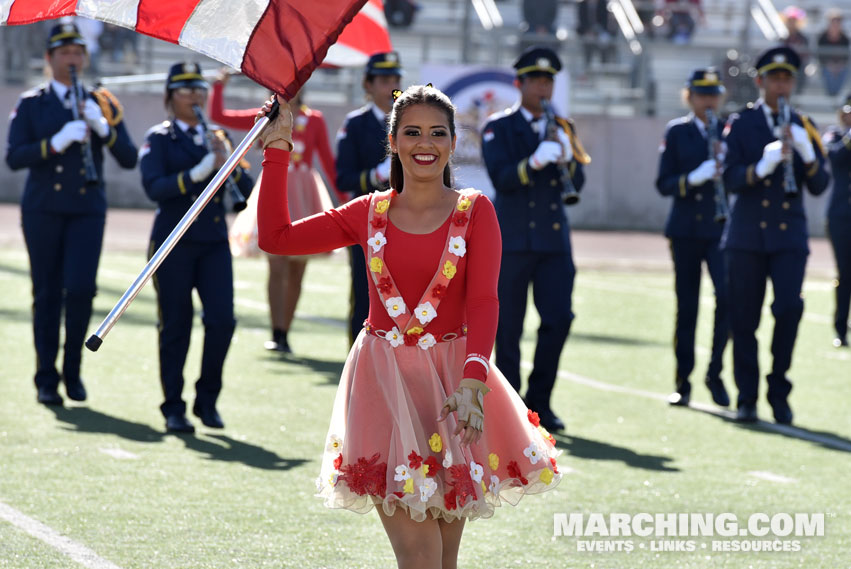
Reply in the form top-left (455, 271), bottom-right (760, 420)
top-left (0, 500), bottom-right (124, 569)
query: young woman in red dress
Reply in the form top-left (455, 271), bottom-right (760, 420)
top-left (208, 72), bottom-right (341, 353)
top-left (257, 85), bottom-right (560, 569)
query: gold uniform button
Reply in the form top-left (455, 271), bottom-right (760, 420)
top-left (529, 201), bottom-right (535, 208)
top-left (55, 165), bottom-right (63, 173)
top-left (762, 199), bottom-right (770, 207)
top-left (760, 221), bottom-right (767, 229)
top-left (695, 193), bottom-right (703, 201)
top-left (79, 188), bottom-right (86, 195)
top-left (764, 180), bottom-right (771, 187)
top-left (551, 203), bottom-right (558, 210)
top-left (529, 221), bottom-right (536, 229)
top-left (552, 222), bottom-right (561, 230)
top-left (214, 197), bottom-right (221, 204)
top-left (779, 222), bottom-right (787, 231)
top-left (696, 214), bottom-right (702, 221)
top-left (213, 216), bottom-right (221, 223)
top-left (782, 202), bottom-right (790, 210)
top-left (53, 183), bottom-right (62, 191)
top-left (550, 180), bottom-right (558, 187)
top-left (80, 168), bottom-right (86, 175)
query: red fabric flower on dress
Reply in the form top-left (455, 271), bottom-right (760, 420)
top-left (393, 491), bottom-right (404, 498)
top-left (527, 410), bottom-right (540, 427)
top-left (550, 457), bottom-right (559, 474)
top-left (338, 453), bottom-right (388, 497)
top-left (452, 212), bottom-right (468, 226)
top-left (431, 283), bottom-right (447, 299)
top-left (403, 332), bottom-right (421, 346)
top-left (408, 450), bottom-right (423, 469)
top-left (377, 276), bottom-right (393, 294)
top-left (444, 488), bottom-right (457, 510)
top-left (333, 453), bottom-right (343, 470)
top-left (370, 216), bottom-right (387, 229)
top-left (447, 464), bottom-right (476, 507)
top-left (424, 456), bottom-right (442, 477)
top-left (507, 460), bottom-right (529, 486)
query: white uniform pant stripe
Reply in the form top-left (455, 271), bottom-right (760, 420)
top-left (76, 0), bottom-right (141, 28)
top-left (179, 0), bottom-right (271, 70)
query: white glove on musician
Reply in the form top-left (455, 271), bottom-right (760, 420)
top-left (755, 140), bottom-right (784, 179)
top-left (555, 127), bottom-right (574, 162)
top-left (189, 152), bottom-right (217, 183)
top-left (438, 378), bottom-right (491, 446)
top-left (50, 120), bottom-right (88, 153)
top-left (686, 159), bottom-right (718, 186)
top-left (529, 140), bottom-right (563, 170)
top-left (789, 123), bottom-right (816, 164)
top-left (82, 99), bottom-right (110, 138)
top-left (373, 156), bottom-right (392, 184)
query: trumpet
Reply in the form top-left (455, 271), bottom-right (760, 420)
top-left (541, 98), bottom-right (580, 206)
top-left (777, 96), bottom-right (799, 196)
top-left (68, 65), bottom-right (99, 187)
top-left (191, 104), bottom-right (247, 212)
top-left (705, 109), bottom-right (729, 223)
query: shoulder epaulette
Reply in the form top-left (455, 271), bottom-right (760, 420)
top-left (92, 86), bottom-right (123, 126)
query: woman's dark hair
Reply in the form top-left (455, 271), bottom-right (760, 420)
top-left (387, 84), bottom-right (456, 192)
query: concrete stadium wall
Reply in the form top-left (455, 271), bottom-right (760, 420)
top-left (0, 86), bottom-right (831, 237)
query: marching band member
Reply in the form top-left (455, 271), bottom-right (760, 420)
top-left (139, 63), bottom-right (254, 433)
top-left (655, 68), bottom-right (730, 408)
top-left (722, 46), bottom-right (829, 424)
top-left (6, 23), bottom-right (137, 406)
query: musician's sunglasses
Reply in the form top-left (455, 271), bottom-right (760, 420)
top-left (174, 87), bottom-right (208, 96)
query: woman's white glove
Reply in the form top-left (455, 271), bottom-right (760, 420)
top-left (82, 99), bottom-right (110, 138)
top-left (755, 140), bottom-right (784, 178)
top-left (789, 124), bottom-right (816, 164)
top-left (189, 152), bottom-right (217, 183)
top-left (687, 159), bottom-right (718, 186)
top-left (530, 140), bottom-right (564, 170)
top-left (257, 97), bottom-right (294, 151)
top-left (438, 378), bottom-right (490, 446)
top-left (50, 120), bottom-right (88, 153)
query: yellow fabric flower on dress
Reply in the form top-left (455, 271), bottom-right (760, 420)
top-left (488, 453), bottom-right (499, 471)
top-left (540, 469), bottom-right (554, 485)
top-left (375, 199), bottom-right (390, 214)
top-left (442, 260), bottom-right (456, 279)
top-left (370, 257), bottom-right (383, 273)
top-left (481, 480), bottom-right (487, 495)
top-left (403, 477), bottom-right (414, 494)
top-left (457, 197), bottom-right (471, 211)
top-left (421, 464), bottom-right (429, 477)
top-left (429, 433), bottom-right (443, 453)
top-left (407, 326), bottom-right (424, 336)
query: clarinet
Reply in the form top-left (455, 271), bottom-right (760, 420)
top-left (777, 96), bottom-right (799, 196)
top-left (705, 109), bottom-right (729, 223)
top-left (540, 98), bottom-right (580, 206)
top-left (68, 65), bottom-right (99, 187)
top-left (191, 104), bottom-right (247, 212)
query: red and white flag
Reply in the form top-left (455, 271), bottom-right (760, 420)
top-left (0, 0), bottom-right (374, 97)
top-left (324, 0), bottom-right (391, 68)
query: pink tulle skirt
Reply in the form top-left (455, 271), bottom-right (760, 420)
top-left (315, 331), bottom-right (562, 522)
top-left (287, 163), bottom-right (334, 221)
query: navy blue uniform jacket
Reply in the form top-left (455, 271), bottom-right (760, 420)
top-left (823, 126), bottom-right (851, 221)
top-left (722, 102), bottom-right (829, 253)
top-left (336, 105), bottom-right (388, 196)
top-left (481, 107), bottom-right (585, 253)
top-left (139, 121), bottom-right (253, 243)
top-left (6, 83), bottom-right (137, 214)
top-left (655, 115), bottom-right (725, 239)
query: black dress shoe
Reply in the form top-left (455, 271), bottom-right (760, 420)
top-left (165, 415), bottom-right (195, 433)
top-left (537, 409), bottom-right (565, 432)
top-left (193, 405), bottom-right (225, 429)
top-left (37, 387), bottom-right (64, 406)
top-left (769, 398), bottom-right (793, 425)
top-left (736, 403), bottom-right (758, 423)
top-left (64, 377), bottom-right (87, 402)
top-left (704, 377), bottom-right (730, 407)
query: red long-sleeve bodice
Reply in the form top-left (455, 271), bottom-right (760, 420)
top-left (257, 148), bottom-right (501, 381)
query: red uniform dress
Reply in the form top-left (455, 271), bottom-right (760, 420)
top-left (258, 148), bottom-right (561, 521)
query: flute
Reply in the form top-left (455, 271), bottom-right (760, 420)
top-left (541, 98), bottom-right (579, 206)
top-left (68, 65), bottom-right (99, 186)
top-left (705, 109), bottom-right (729, 223)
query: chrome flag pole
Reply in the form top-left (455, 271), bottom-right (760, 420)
top-left (85, 100), bottom-right (280, 352)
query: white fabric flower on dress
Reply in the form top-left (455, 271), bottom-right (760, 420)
top-left (385, 297), bottom-right (407, 317)
top-left (414, 301), bottom-right (437, 325)
top-left (469, 461), bottom-right (484, 483)
top-left (369, 231), bottom-right (387, 253)
top-left (488, 475), bottom-right (500, 495)
top-left (443, 449), bottom-right (453, 468)
top-left (385, 327), bottom-right (403, 348)
top-left (448, 236), bottom-right (467, 257)
top-left (419, 478), bottom-right (438, 502)
top-left (417, 333), bottom-right (436, 350)
top-left (394, 464), bottom-right (411, 481)
top-left (327, 472), bottom-right (339, 486)
top-left (523, 442), bottom-right (542, 465)
top-left (326, 435), bottom-right (343, 453)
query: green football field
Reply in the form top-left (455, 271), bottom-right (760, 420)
top-left (0, 243), bottom-right (849, 569)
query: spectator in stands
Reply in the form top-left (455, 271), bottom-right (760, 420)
top-left (781, 6), bottom-right (810, 93)
top-left (524, 0), bottom-right (558, 37)
top-left (662, 0), bottom-right (703, 45)
top-left (576, 0), bottom-right (616, 73)
top-left (384, 0), bottom-right (419, 28)
top-left (817, 9), bottom-right (850, 97)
